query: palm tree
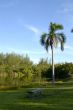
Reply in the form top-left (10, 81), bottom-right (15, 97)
top-left (40, 22), bottom-right (66, 85)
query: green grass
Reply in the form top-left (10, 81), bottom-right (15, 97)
top-left (0, 84), bottom-right (73, 110)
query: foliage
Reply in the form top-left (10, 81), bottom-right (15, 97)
top-left (32, 59), bottom-right (50, 82)
top-left (0, 53), bottom-right (33, 86)
top-left (0, 53), bottom-right (73, 86)
top-left (40, 23), bottom-right (66, 51)
top-left (42, 63), bottom-right (73, 81)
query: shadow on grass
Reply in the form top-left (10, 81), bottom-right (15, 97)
top-left (0, 103), bottom-right (54, 110)
top-left (0, 88), bottom-right (73, 110)
top-left (0, 103), bottom-right (73, 110)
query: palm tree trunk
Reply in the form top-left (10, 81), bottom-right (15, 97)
top-left (51, 44), bottom-right (55, 86)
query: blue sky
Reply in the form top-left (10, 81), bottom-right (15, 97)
top-left (0, 0), bottom-right (73, 63)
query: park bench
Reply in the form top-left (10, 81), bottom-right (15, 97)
top-left (27, 88), bottom-right (42, 98)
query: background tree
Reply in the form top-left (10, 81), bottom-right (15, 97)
top-left (40, 22), bottom-right (66, 85)
top-left (0, 53), bottom-right (73, 87)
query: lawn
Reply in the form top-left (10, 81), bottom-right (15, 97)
top-left (0, 84), bottom-right (73, 110)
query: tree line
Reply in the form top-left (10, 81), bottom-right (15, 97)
top-left (0, 53), bottom-right (73, 87)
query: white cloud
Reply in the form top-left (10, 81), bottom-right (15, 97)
top-left (57, 1), bottom-right (73, 14)
top-left (57, 2), bottom-right (73, 23)
top-left (24, 25), bottom-right (41, 36)
top-left (18, 18), bottom-right (42, 41)
top-left (62, 3), bottom-right (73, 13)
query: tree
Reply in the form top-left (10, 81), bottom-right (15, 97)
top-left (40, 22), bottom-right (66, 85)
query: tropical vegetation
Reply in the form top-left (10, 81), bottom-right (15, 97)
top-left (0, 53), bottom-right (73, 88)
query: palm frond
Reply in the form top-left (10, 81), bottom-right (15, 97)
top-left (45, 38), bottom-right (50, 52)
top-left (50, 23), bottom-right (63, 32)
top-left (50, 22), bottom-right (55, 32)
top-left (55, 24), bottom-right (63, 31)
top-left (60, 33), bottom-right (66, 43)
top-left (57, 33), bottom-right (66, 43)
top-left (53, 36), bottom-right (59, 48)
top-left (71, 29), bottom-right (73, 32)
top-left (56, 33), bottom-right (66, 51)
top-left (61, 42), bottom-right (64, 51)
top-left (40, 33), bottom-right (47, 46)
